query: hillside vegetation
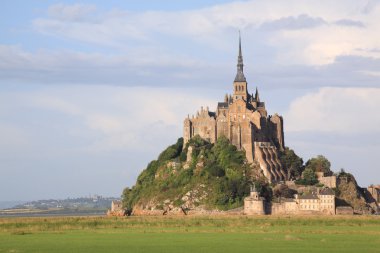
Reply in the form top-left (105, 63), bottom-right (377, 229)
top-left (122, 136), bottom-right (377, 215)
top-left (122, 136), bottom-right (269, 214)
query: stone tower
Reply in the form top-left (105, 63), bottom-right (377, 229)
top-left (183, 34), bottom-right (287, 183)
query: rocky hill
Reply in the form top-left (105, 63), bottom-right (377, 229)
top-left (335, 172), bottom-right (375, 214)
top-left (122, 137), bottom-right (378, 215)
top-left (122, 136), bottom-right (270, 215)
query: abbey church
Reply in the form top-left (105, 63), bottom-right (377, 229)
top-left (183, 36), bottom-right (287, 183)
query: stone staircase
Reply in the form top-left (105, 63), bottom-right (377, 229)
top-left (254, 142), bottom-right (287, 183)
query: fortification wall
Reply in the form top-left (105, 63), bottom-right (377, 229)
top-left (244, 197), bottom-right (265, 215)
top-left (271, 201), bottom-right (298, 215)
top-left (336, 206), bottom-right (354, 215)
top-left (319, 176), bottom-right (337, 188)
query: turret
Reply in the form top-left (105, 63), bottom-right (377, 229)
top-left (250, 185), bottom-right (260, 200)
top-left (183, 116), bottom-right (192, 145)
top-left (255, 87), bottom-right (260, 102)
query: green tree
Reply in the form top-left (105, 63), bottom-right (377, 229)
top-left (158, 137), bottom-right (183, 161)
top-left (301, 168), bottom-right (318, 185)
top-left (279, 147), bottom-right (304, 179)
top-left (273, 184), bottom-right (296, 199)
top-left (121, 187), bottom-right (135, 215)
top-left (305, 155), bottom-right (331, 174)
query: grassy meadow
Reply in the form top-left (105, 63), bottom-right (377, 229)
top-left (0, 215), bottom-right (379, 253)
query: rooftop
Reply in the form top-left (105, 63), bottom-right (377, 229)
top-left (319, 188), bottom-right (335, 195)
top-left (299, 193), bottom-right (319, 200)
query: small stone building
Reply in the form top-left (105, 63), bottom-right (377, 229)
top-left (298, 193), bottom-right (320, 212)
top-left (244, 187), bottom-right (336, 215)
top-left (319, 188), bottom-right (336, 214)
top-left (244, 186), bottom-right (265, 215)
top-left (111, 200), bottom-right (123, 212)
top-left (298, 188), bottom-right (335, 214)
top-left (107, 200), bottom-right (125, 216)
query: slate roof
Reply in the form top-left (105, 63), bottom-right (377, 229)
top-left (208, 111), bottom-right (216, 117)
top-left (217, 102), bottom-right (229, 108)
top-left (319, 188), bottom-right (335, 195)
top-left (299, 193), bottom-right (319, 200)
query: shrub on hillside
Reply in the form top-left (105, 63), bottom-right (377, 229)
top-left (295, 168), bottom-right (318, 185)
top-left (158, 138), bottom-right (184, 162)
top-left (305, 155), bottom-right (331, 174)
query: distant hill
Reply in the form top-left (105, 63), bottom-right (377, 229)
top-left (12, 196), bottom-right (118, 210)
top-left (0, 196), bottom-right (120, 217)
top-left (0, 201), bottom-right (26, 210)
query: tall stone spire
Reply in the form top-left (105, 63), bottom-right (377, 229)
top-left (234, 31), bottom-right (246, 82)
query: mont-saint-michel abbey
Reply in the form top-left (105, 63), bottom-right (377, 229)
top-left (180, 36), bottom-right (378, 216)
top-left (183, 35), bottom-right (286, 183)
top-left (4, 2), bottom-right (380, 252)
top-left (110, 35), bottom-right (379, 218)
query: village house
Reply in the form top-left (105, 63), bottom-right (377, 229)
top-left (244, 187), bottom-right (336, 215)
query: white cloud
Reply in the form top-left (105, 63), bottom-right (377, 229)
top-left (0, 85), bottom-right (216, 154)
top-left (260, 14), bottom-right (327, 31)
top-left (47, 3), bottom-right (97, 22)
top-left (4, 1), bottom-right (380, 199)
top-left (359, 70), bottom-right (380, 77)
top-left (31, 96), bottom-right (81, 115)
top-left (0, 124), bottom-right (30, 153)
top-left (30, 1), bottom-right (380, 66)
top-left (334, 19), bottom-right (365, 27)
top-left (2, 1), bottom-right (380, 87)
top-left (285, 87), bottom-right (380, 133)
top-left (0, 44), bottom-right (206, 83)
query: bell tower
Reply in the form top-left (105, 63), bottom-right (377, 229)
top-left (233, 32), bottom-right (248, 101)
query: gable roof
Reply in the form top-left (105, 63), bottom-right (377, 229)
top-left (319, 188), bottom-right (335, 195)
top-left (217, 102), bottom-right (229, 108)
top-left (299, 193), bottom-right (319, 200)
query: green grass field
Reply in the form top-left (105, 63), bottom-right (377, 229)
top-left (0, 215), bottom-right (379, 253)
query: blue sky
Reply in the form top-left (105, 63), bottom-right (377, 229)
top-left (1, 0), bottom-right (380, 201)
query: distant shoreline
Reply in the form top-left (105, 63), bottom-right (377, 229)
top-left (0, 210), bottom-right (106, 218)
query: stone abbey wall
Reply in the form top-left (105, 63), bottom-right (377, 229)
top-left (316, 172), bottom-right (337, 188)
top-left (183, 36), bottom-right (286, 183)
top-left (183, 88), bottom-right (286, 183)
